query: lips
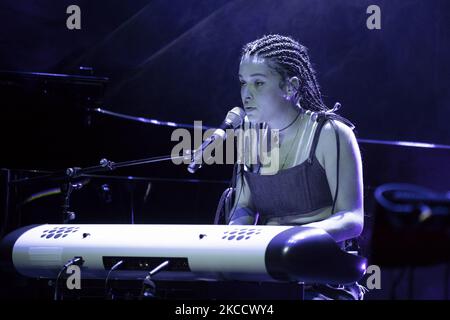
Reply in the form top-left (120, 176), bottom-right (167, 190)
top-left (245, 106), bottom-right (257, 112)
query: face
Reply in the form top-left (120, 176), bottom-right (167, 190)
top-left (239, 55), bottom-right (290, 124)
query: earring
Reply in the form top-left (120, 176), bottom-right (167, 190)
top-left (287, 89), bottom-right (294, 100)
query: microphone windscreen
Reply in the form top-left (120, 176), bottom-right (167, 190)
top-left (226, 107), bottom-right (245, 129)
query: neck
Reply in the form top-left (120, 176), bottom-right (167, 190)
top-left (268, 103), bottom-right (302, 134)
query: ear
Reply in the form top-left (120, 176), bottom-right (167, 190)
top-left (284, 77), bottom-right (300, 99)
top-left (288, 76), bottom-right (300, 92)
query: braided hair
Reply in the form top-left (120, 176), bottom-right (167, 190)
top-left (241, 34), bottom-right (328, 112)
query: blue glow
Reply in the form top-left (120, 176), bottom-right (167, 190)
top-left (396, 141), bottom-right (436, 148)
top-left (358, 138), bottom-right (450, 149)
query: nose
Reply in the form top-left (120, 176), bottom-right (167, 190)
top-left (242, 86), bottom-right (252, 105)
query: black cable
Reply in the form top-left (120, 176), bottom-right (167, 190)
top-left (104, 260), bottom-right (124, 299)
top-left (54, 268), bottom-right (66, 301)
top-left (215, 161), bottom-right (240, 224)
top-left (53, 257), bottom-right (84, 300)
top-left (214, 187), bottom-right (233, 225)
top-left (226, 163), bottom-right (245, 224)
top-left (139, 260), bottom-right (170, 299)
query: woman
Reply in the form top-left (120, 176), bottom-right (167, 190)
top-left (227, 34), bottom-right (365, 300)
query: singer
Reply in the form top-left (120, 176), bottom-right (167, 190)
top-left (227, 34), bottom-right (365, 300)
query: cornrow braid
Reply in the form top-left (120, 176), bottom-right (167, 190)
top-left (241, 34), bottom-right (328, 112)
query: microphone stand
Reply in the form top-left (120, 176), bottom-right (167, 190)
top-left (10, 154), bottom-right (190, 223)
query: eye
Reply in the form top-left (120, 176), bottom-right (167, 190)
top-left (255, 81), bottom-right (265, 87)
top-left (240, 81), bottom-right (246, 87)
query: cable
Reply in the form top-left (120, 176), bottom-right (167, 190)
top-left (139, 260), bottom-right (170, 299)
top-left (226, 163), bottom-right (245, 224)
top-left (53, 257), bottom-right (84, 300)
top-left (214, 187), bottom-right (233, 224)
top-left (104, 260), bottom-right (124, 299)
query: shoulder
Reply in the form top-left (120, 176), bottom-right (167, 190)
top-left (316, 117), bottom-right (360, 160)
top-left (322, 119), bottom-right (356, 144)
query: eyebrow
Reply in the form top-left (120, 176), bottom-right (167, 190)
top-left (238, 73), bottom-right (268, 78)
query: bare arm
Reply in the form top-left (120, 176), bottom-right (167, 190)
top-left (303, 121), bottom-right (364, 242)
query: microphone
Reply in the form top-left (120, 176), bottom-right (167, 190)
top-left (188, 107), bottom-right (245, 173)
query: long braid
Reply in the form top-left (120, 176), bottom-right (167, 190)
top-left (241, 34), bottom-right (328, 112)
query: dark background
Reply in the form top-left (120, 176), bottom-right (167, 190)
top-left (1, 0), bottom-right (449, 145)
top-left (0, 0), bottom-right (449, 300)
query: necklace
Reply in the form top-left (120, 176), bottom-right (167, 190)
top-left (256, 109), bottom-right (305, 174)
top-left (279, 111), bottom-right (304, 170)
top-left (279, 110), bottom-right (302, 132)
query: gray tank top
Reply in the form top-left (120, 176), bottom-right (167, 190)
top-left (243, 114), bottom-right (335, 222)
